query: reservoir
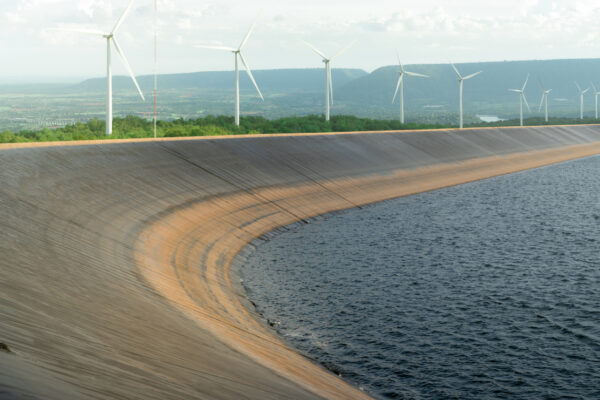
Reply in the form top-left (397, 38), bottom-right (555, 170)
top-left (241, 156), bottom-right (600, 399)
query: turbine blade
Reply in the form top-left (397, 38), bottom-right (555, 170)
top-left (112, 37), bottom-right (145, 101)
top-left (463, 71), bottom-right (482, 80)
top-left (538, 77), bottom-right (545, 91)
top-left (239, 11), bottom-right (261, 50)
top-left (508, 89), bottom-right (522, 93)
top-left (239, 52), bottom-right (264, 101)
top-left (195, 45), bottom-right (237, 52)
top-left (575, 81), bottom-right (582, 92)
top-left (112, 0), bottom-right (135, 34)
top-left (50, 27), bottom-right (106, 36)
top-left (396, 51), bottom-right (403, 71)
top-left (592, 82), bottom-right (598, 93)
top-left (583, 87), bottom-right (591, 94)
top-left (522, 73), bottom-right (529, 91)
top-left (450, 62), bottom-right (462, 79)
top-left (405, 71), bottom-right (428, 78)
top-left (302, 40), bottom-right (328, 60)
top-left (539, 94), bottom-right (544, 112)
top-left (392, 74), bottom-right (403, 104)
top-left (547, 89), bottom-right (552, 94)
top-left (523, 93), bottom-right (531, 112)
top-left (331, 41), bottom-right (356, 61)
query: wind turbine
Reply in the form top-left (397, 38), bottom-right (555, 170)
top-left (509, 74), bottom-right (531, 127)
top-left (303, 41), bottom-right (354, 122)
top-left (57, 0), bottom-right (145, 135)
top-left (450, 63), bottom-right (482, 129)
top-left (592, 82), bottom-right (600, 119)
top-left (196, 14), bottom-right (264, 127)
top-left (392, 54), bottom-right (428, 124)
top-left (575, 82), bottom-right (591, 120)
top-left (538, 79), bottom-right (552, 123)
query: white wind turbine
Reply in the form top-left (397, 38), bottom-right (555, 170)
top-left (450, 63), bottom-right (482, 129)
top-left (392, 54), bottom-right (428, 124)
top-left (303, 41), bottom-right (354, 122)
top-left (196, 14), bottom-right (264, 127)
top-left (592, 82), bottom-right (600, 119)
top-left (575, 82), bottom-right (591, 120)
top-left (538, 79), bottom-right (552, 123)
top-left (57, 0), bottom-right (145, 135)
top-left (509, 74), bottom-right (531, 127)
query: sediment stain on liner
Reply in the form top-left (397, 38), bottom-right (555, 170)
top-left (2, 126), bottom-right (600, 399)
top-left (134, 136), bottom-right (600, 399)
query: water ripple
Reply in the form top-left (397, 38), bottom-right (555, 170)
top-left (242, 156), bottom-right (600, 399)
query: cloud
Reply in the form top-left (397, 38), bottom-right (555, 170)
top-left (2, 0), bottom-right (600, 78)
top-left (355, 1), bottom-right (600, 45)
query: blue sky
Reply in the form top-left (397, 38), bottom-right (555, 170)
top-left (1, 0), bottom-right (600, 82)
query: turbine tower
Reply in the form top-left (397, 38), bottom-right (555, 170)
top-left (538, 79), bottom-right (552, 123)
top-left (450, 63), bottom-right (482, 129)
top-left (392, 54), bottom-right (428, 124)
top-left (58, 0), bottom-right (145, 135)
top-left (196, 14), bottom-right (264, 127)
top-left (509, 74), bottom-right (531, 127)
top-left (575, 82), bottom-right (591, 120)
top-left (592, 83), bottom-right (600, 119)
top-left (303, 41), bottom-right (354, 121)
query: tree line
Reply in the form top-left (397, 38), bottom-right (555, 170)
top-left (0, 115), bottom-right (447, 143)
top-left (1, 115), bottom-right (598, 143)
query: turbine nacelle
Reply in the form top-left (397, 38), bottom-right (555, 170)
top-left (53, 0), bottom-right (144, 135)
top-left (302, 40), bottom-right (355, 117)
top-left (195, 12), bottom-right (264, 126)
top-left (392, 54), bottom-right (428, 106)
top-left (575, 82), bottom-right (591, 95)
top-left (509, 74), bottom-right (531, 126)
top-left (508, 89), bottom-right (531, 112)
top-left (538, 80), bottom-right (552, 113)
top-left (449, 62), bottom-right (482, 129)
top-left (450, 62), bottom-right (482, 82)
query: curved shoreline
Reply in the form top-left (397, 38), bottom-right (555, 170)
top-left (134, 141), bottom-right (600, 399)
top-left (2, 126), bottom-right (600, 399)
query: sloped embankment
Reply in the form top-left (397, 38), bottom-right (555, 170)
top-left (2, 125), bottom-right (600, 399)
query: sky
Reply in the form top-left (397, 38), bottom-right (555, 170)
top-left (1, 0), bottom-right (600, 82)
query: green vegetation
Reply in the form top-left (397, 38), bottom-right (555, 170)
top-left (1, 114), bottom-right (598, 144)
top-left (0, 115), bottom-right (449, 143)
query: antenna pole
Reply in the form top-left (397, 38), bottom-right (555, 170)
top-left (153, 0), bottom-right (158, 138)
top-left (235, 53), bottom-right (240, 126)
top-left (325, 61), bottom-right (330, 121)
top-left (107, 38), bottom-right (113, 135)
top-left (459, 80), bottom-right (463, 129)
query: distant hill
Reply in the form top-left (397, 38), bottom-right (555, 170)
top-left (3, 59), bottom-right (600, 132)
top-left (76, 68), bottom-right (369, 93)
top-left (336, 59), bottom-right (600, 119)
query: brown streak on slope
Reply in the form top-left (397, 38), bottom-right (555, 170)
top-left (3, 126), bottom-right (600, 399)
top-left (134, 141), bottom-right (600, 399)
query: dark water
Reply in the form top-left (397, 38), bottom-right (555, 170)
top-left (241, 156), bottom-right (600, 400)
